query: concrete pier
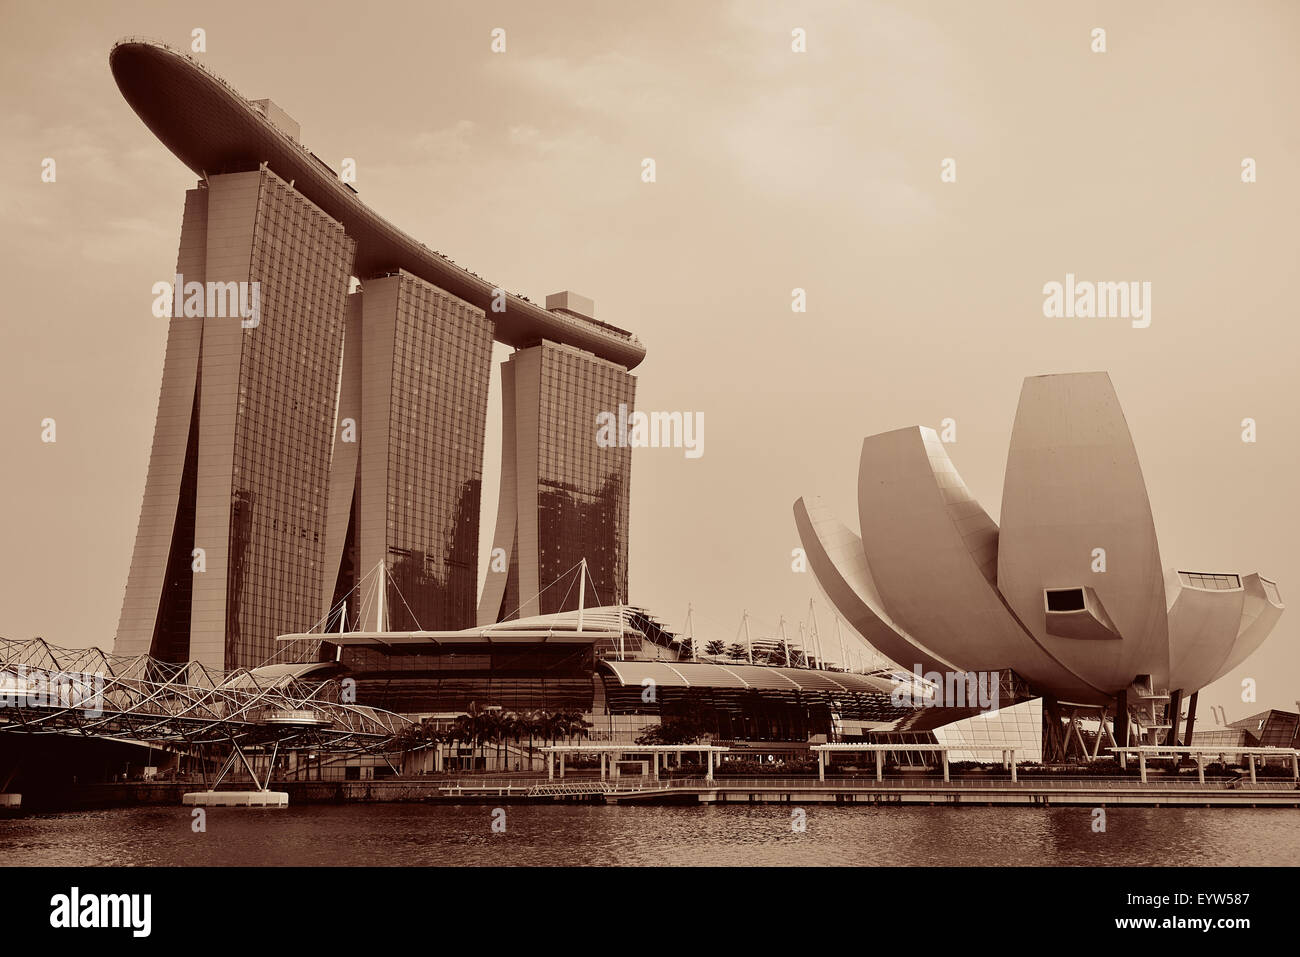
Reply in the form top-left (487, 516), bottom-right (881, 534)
top-left (182, 790), bottom-right (289, 807)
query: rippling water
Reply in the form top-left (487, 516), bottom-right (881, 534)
top-left (3, 804), bottom-right (1298, 866)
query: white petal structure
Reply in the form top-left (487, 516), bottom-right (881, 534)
top-left (856, 426), bottom-right (1105, 704)
top-left (998, 372), bottom-right (1169, 695)
top-left (797, 372), bottom-right (1283, 709)
top-left (793, 495), bottom-right (957, 675)
top-left (1166, 570), bottom-right (1247, 692)
top-left (1209, 573), bottom-right (1284, 684)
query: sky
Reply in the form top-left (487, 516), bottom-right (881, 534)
top-left (1, 0), bottom-right (1298, 722)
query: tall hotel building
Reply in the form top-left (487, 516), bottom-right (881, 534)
top-left (480, 298), bottom-right (636, 624)
top-left (109, 41), bottom-right (644, 671)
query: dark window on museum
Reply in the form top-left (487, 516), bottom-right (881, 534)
top-left (1045, 588), bottom-right (1086, 612)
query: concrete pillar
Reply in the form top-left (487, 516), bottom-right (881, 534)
top-left (1198, 758), bottom-right (1205, 785)
top-left (706, 750), bottom-right (713, 782)
top-left (652, 751), bottom-right (659, 780)
top-left (876, 751), bottom-right (883, 782)
top-left (1115, 689), bottom-right (1129, 769)
top-left (1183, 691), bottom-right (1199, 748)
top-left (546, 752), bottom-right (553, 780)
top-left (1139, 752), bottom-right (1147, 784)
top-left (600, 752), bottom-right (606, 781)
top-left (942, 750), bottom-right (950, 783)
top-left (1010, 750), bottom-right (1017, 783)
top-left (1248, 754), bottom-right (1256, 784)
top-left (1165, 689), bottom-right (1182, 746)
top-left (817, 750), bottom-right (825, 782)
top-left (1292, 752), bottom-right (1298, 783)
top-left (559, 753), bottom-right (566, 779)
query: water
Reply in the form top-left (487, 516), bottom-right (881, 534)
top-left (3, 804), bottom-right (1299, 866)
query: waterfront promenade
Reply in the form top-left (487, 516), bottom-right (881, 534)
top-left (27, 771), bottom-right (1300, 811)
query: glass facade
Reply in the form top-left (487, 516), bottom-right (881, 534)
top-left (383, 274), bottom-right (494, 630)
top-left (1179, 571), bottom-right (1242, 591)
top-left (340, 645), bottom-right (595, 713)
top-left (535, 343), bottom-right (634, 613)
top-left (226, 171), bottom-right (356, 668)
top-left (488, 341), bottom-right (636, 621)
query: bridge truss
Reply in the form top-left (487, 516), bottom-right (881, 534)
top-left (0, 636), bottom-right (412, 757)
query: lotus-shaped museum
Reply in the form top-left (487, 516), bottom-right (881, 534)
top-left (794, 372), bottom-right (1283, 743)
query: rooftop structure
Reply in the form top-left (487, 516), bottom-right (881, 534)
top-left (109, 39), bottom-right (645, 369)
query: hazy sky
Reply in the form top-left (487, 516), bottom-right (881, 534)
top-left (1, 1), bottom-right (1297, 721)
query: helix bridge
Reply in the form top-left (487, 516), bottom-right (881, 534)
top-left (0, 635), bottom-right (412, 759)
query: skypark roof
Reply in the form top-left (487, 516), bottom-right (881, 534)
top-left (277, 606), bottom-right (643, 648)
top-left (109, 38), bottom-right (645, 369)
top-left (599, 659), bottom-right (898, 695)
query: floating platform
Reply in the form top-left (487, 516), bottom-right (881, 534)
top-left (182, 790), bottom-right (289, 807)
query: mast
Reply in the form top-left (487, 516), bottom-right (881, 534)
top-left (808, 598), bottom-right (824, 670)
top-left (686, 602), bottom-right (695, 660)
top-left (376, 562), bottom-right (385, 633)
top-left (835, 615), bottom-right (847, 670)
top-left (743, 610), bottom-right (753, 664)
top-left (779, 615), bottom-right (791, 668)
top-left (577, 557), bottom-right (587, 633)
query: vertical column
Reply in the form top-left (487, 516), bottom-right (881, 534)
top-left (1248, 754), bottom-right (1256, 784)
top-left (942, 750), bottom-right (950, 783)
top-left (546, 751), bottom-right (553, 780)
top-left (559, 753), bottom-right (565, 779)
top-left (876, 751), bottom-right (883, 782)
top-left (1183, 691), bottom-right (1199, 749)
top-left (1010, 750), bottom-right (1017, 783)
top-left (817, 750), bottom-right (825, 782)
top-left (600, 752), bottom-right (606, 781)
top-left (706, 750), bottom-right (713, 782)
top-left (1139, 752), bottom-right (1147, 784)
top-left (1115, 689), bottom-right (1129, 769)
top-left (1165, 689), bottom-right (1182, 746)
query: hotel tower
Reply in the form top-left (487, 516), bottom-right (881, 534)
top-left (109, 41), bottom-right (644, 671)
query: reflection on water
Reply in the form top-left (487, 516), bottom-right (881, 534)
top-left (2, 804), bottom-right (1297, 866)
